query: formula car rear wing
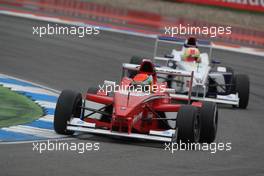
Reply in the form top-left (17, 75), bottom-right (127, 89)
top-left (153, 36), bottom-right (213, 60)
top-left (123, 63), bottom-right (193, 77)
top-left (169, 94), bottom-right (239, 106)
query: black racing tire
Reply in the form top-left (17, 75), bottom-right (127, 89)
top-left (177, 105), bottom-right (200, 143)
top-left (234, 74), bottom-right (250, 109)
top-left (199, 102), bottom-right (218, 143)
top-left (128, 56), bottom-right (144, 78)
top-left (54, 90), bottom-right (82, 135)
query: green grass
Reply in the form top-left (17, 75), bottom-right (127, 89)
top-left (0, 86), bottom-right (43, 128)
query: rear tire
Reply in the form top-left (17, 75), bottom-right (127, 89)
top-left (128, 56), bottom-right (143, 78)
top-left (54, 90), bottom-right (82, 135)
top-left (199, 102), bottom-right (218, 143)
top-left (234, 74), bottom-right (249, 109)
top-left (177, 105), bottom-right (200, 143)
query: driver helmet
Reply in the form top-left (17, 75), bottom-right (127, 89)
top-left (133, 73), bottom-right (153, 85)
top-left (183, 47), bottom-right (201, 63)
top-left (184, 37), bottom-right (198, 48)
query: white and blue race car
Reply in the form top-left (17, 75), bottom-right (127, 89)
top-left (129, 36), bottom-right (249, 109)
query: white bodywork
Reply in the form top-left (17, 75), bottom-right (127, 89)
top-left (153, 38), bottom-right (239, 106)
top-left (123, 63), bottom-right (239, 105)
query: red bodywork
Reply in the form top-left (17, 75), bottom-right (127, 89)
top-left (84, 60), bottom-right (202, 135)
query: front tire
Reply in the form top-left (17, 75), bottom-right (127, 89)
top-left (234, 74), bottom-right (250, 109)
top-left (177, 105), bottom-right (200, 143)
top-left (199, 102), bottom-right (218, 143)
top-left (54, 90), bottom-right (82, 135)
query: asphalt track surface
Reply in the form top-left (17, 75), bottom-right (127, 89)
top-left (1, 15), bottom-right (264, 176)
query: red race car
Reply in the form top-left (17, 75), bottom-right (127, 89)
top-left (54, 60), bottom-right (218, 143)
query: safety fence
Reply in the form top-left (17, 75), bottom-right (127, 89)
top-left (177, 0), bottom-right (264, 13)
top-left (0, 0), bottom-right (263, 47)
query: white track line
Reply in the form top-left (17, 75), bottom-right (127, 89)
top-left (39, 115), bottom-right (54, 122)
top-left (2, 125), bottom-right (64, 139)
top-left (0, 82), bottom-right (58, 96)
top-left (0, 73), bottom-right (60, 94)
top-left (0, 137), bottom-right (76, 145)
top-left (35, 101), bottom-right (56, 109)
